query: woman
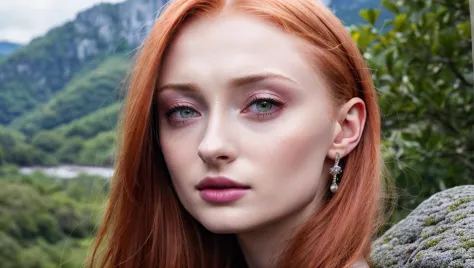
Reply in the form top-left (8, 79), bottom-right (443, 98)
top-left (89, 0), bottom-right (391, 267)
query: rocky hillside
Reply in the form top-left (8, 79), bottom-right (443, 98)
top-left (0, 0), bottom-right (167, 125)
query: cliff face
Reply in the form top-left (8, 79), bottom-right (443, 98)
top-left (0, 0), bottom-right (168, 125)
top-left (72, 0), bottom-right (168, 57)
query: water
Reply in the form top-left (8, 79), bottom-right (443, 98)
top-left (19, 165), bottom-right (114, 179)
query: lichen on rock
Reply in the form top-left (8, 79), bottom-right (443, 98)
top-left (371, 185), bottom-right (474, 267)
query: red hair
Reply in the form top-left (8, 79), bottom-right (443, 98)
top-left (88, 0), bottom-right (389, 267)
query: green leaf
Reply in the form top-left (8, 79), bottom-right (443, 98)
top-left (382, 0), bottom-right (399, 13)
top-left (385, 49), bottom-right (395, 71)
top-left (354, 27), bottom-right (378, 52)
top-left (442, 12), bottom-right (451, 24)
top-left (359, 9), bottom-right (381, 25)
top-left (394, 14), bottom-right (407, 31)
top-left (351, 31), bottom-right (360, 43)
top-left (456, 21), bottom-right (472, 39)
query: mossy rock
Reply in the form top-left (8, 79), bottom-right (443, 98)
top-left (371, 185), bottom-right (474, 267)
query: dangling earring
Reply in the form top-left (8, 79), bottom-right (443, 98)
top-left (329, 152), bottom-right (342, 193)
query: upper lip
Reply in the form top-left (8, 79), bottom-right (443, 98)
top-left (196, 176), bottom-right (250, 190)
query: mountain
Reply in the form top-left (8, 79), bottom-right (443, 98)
top-left (0, 0), bottom-right (393, 167)
top-left (0, 0), bottom-right (167, 125)
top-left (9, 55), bottom-right (129, 135)
top-left (0, 41), bottom-right (23, 56)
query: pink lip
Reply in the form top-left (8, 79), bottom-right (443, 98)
top-left (196, 177), bottom-right (250, 204)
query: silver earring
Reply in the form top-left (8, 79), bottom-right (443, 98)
top-left (329, 152), bottom-right (342, 193)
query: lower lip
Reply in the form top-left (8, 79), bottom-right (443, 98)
top-left (199, 188), bottom-right (248, 203)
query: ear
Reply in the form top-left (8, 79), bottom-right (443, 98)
top-left (327, 97), bottom-right (366, 160)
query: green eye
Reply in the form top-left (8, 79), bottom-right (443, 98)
top-left (179, 108), bottom-right (195, 118)
top-left (255, 100), bottom-right (273, 112)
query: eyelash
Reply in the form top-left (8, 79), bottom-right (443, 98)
top-left (165, 103), bottom-right (197, 126)
top-left (165, 95), bottom-right (286, 126)
top-left (243, 95), bottom-right (285, 120)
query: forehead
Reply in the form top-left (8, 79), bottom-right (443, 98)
top-left (158, 13), bottom-right (322, 90)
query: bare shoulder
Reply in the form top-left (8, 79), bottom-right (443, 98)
top-left (350, 259), bottom-right (370, 268)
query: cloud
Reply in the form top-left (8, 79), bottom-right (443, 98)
top-left (320, 0), bottom-right (332, 6)
top-left (0, 0), bottom-right (125, 44)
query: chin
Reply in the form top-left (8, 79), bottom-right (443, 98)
top-left (193, 211), bottom-right (260, 234)
top-left (199, 218), bottom-right (253, 234)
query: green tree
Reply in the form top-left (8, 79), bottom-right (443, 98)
top-left (0, 146), bottom-right (4, 165)
top-left (9, 55), bottom-right (129, 136)
top-left (78, 131), bottom-right (116, 166)
top-left (351, 0), bottom-right (472, 224)
top-left (56, 137), bottom-right (85, 163)
top-left (31, 131), bottom-right (64, 153)
top-left (0, 231), bottom-right (22, 268)
top-left (0, 167), bottom-right (109, 267)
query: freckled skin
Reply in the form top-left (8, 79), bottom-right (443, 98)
top-left (157, 13), bottom-right (336, 238)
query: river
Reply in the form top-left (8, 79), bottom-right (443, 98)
top-left (19, 165), bottom-right (114, 179)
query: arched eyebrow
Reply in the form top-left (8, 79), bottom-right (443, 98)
top-left (157, 72), bottom-right (298, 93)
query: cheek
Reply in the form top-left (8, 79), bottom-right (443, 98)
top-left (251, 115), bottom-right (333, 174)
top-left (267, 129), bottom-right (328, 177)
top-left (159, 114), bottom-right (197, 169)
top-left (159, 137), bottom-right (200, 216)
top-left (159, 129), bottom-right (196, 186)
top-left (242, 113), bottom-right (335, 207)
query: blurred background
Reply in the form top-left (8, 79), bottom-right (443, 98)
top-left (0, 0), bottom-right (472, 267)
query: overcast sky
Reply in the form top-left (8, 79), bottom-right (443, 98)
top-left (1, 0), bottom-right (331, 44)
top-left (320, 0), bottom-right (331, 6)
top-left (0, 0), bottom-right (125, 44)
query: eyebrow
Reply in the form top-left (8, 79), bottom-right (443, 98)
top-left (157, 72), bottom-right (298, 93)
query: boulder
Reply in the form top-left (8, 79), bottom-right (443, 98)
top-left (372, 185), bottom-right (474, 267)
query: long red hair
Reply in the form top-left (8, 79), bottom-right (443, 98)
top-left (88, 0), bottom-right (389, 267)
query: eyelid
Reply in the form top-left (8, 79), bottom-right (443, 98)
top-left (166, 101), bottom-right (199, 111)
top-left (165, 101), bottom-right (200, 117)
top-left (242, 92), bottom-right (286, 110)
top-left (240, 94), bottom-right (287, 123)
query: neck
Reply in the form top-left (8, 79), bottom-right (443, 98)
top-left (237, 221), bottom-right (368, 268)
top-left (236, 197), bottom-right (321, 268)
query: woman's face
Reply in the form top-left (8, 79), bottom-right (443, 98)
top-left (157, 13), bottom-right (339, 234)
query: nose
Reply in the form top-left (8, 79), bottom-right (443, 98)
top-left (197, 111), bottom-right (237, 166)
